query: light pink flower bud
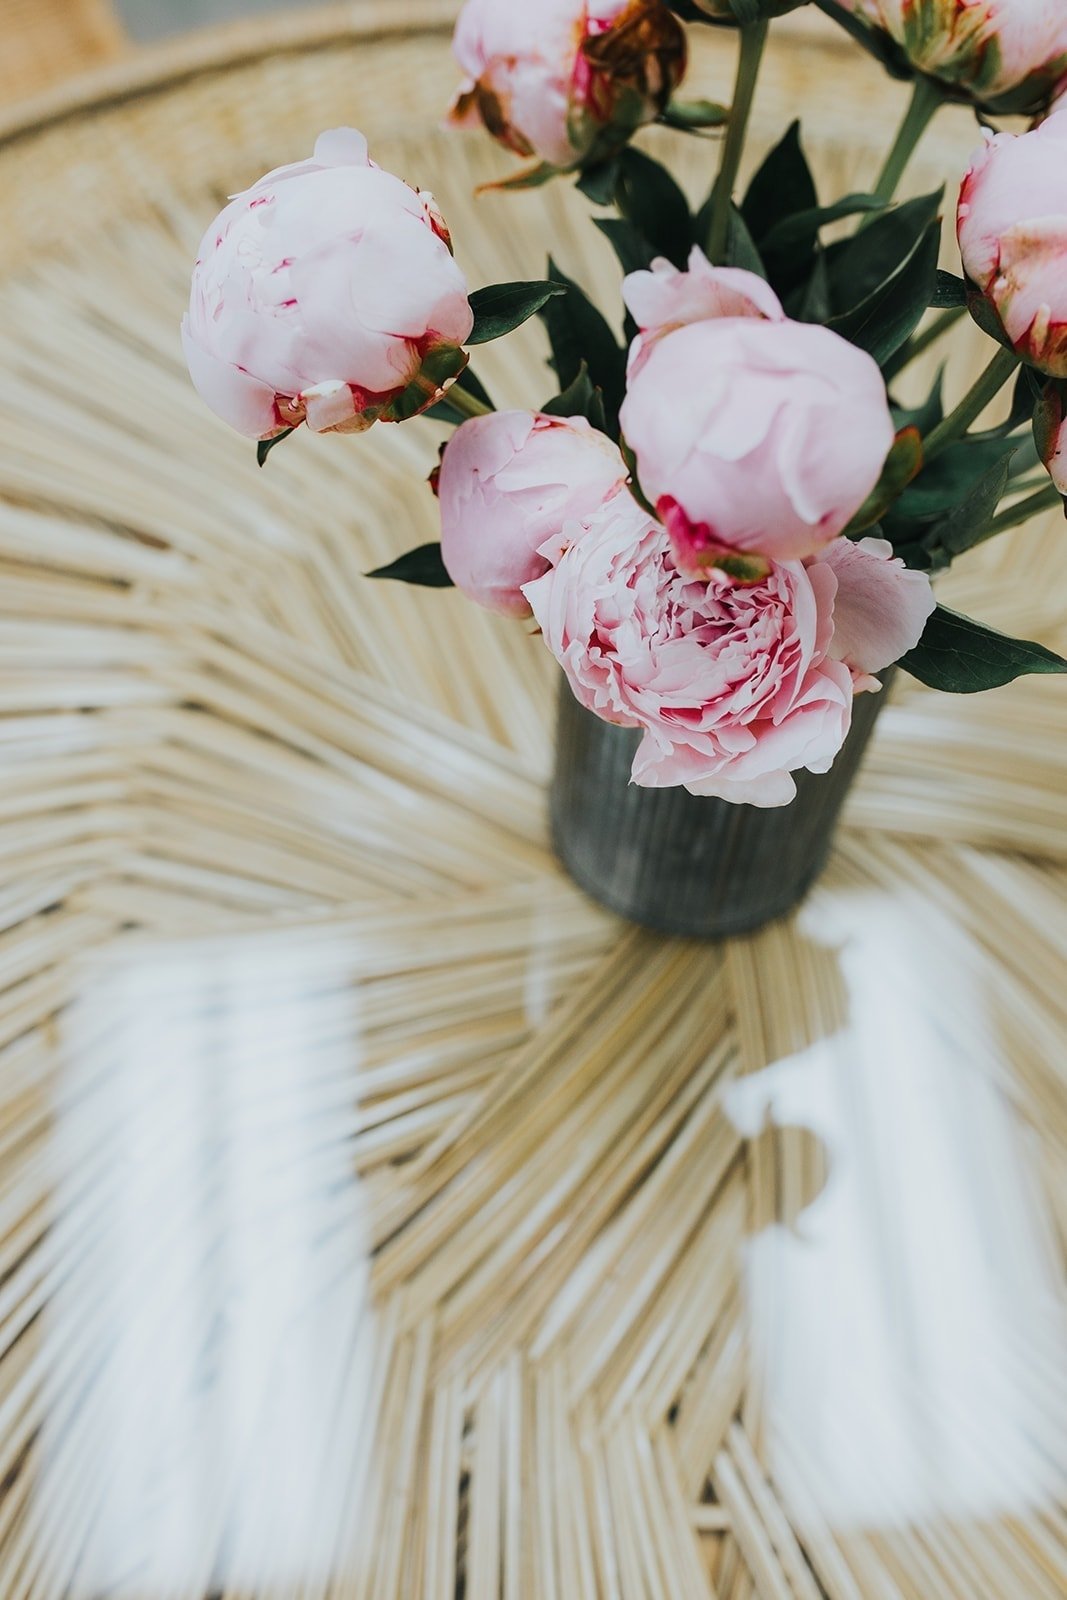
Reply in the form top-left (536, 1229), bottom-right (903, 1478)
top-left (448, 0), bottom-right (686, 172)
top-left (619, 314), bottom-right (895, 569)
top-left (438, 410), bottom-right (628, 616)
top-left (957, 112), bottom-right (1067, 379)
top-left (522, 494), bottom-right (855, 807)
top-left (841, 1), bottom-right (1067, 111)
top-left (182, 129), bottom-right (474, 440)
top-left (624, 248), bottom-right (784, 376)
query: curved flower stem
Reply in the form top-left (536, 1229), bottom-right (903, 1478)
top-left (706, 20), bottom-right (769, 264)
top-left (445, 380), bottom-right (492, 420)
top-left (922, 347), bottom-right (1021, 462)
top-left (984, 484), bottom-right (1064, 540)
top-left (866, 74), bottom-right (944, 213)
top-left (883, 307), bottom-right (968, 382)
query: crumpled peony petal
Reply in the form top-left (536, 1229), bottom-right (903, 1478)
top-left (449, 0), bottom-right (685, 169)
top-left (816, 536), bottom-right (936, 677)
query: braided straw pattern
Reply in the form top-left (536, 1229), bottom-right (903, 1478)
top-left (0, 7), bottom-right (1065, 1598)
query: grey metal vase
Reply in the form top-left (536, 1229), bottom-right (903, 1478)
top-left (550, 674), bottom-right (892, 938)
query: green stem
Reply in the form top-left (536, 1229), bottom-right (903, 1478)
top-left (706, 20), bottom-right (769, 264)
top-left (922, 347), bottom-right (1021, 462)
top-left (883, 307), bottom-right (968, 382)
top-left (984, 484), bottom-right (1064, 540)
top-left (867, 75), bottom-right (944, 212)
top-left (445, 381), bottom-right (492, 420)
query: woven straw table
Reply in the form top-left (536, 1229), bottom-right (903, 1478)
top-left (1, 5), bottom-right (1065, 1597)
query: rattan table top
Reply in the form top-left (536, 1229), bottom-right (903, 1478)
top-left (0, 7), bottom-right (1064, 1598)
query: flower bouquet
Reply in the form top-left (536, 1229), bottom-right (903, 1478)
top-left (183, 0), bottom-right (1067, 935)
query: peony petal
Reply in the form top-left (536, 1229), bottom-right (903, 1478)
top-left (181, 318), bottom-right (280, 439)
top-left (818, 536), bottom-right (936, 675)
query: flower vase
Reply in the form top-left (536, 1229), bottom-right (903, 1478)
top-left (549, 674), bottom-right (893, 938)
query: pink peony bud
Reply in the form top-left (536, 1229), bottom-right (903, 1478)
top-left (437, 410), bottom-right (629, 616)
top-left (957, 112), bottom-right (1067, 379)
top-left (1034, 380), bottom-right (1067, 495)
top-left (448, 0), bottom-right (687, 172)
top-left (841, 1), bottom-right (1067, 111)
top-left (624, 248), bottom-right (785, 376)
top-left (182, 129), bottom-right (474, 440)
top-left (618, 290), bottom-right (895, 569)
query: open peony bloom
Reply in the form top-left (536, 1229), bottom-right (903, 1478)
top-left (448, 0), bottom-right (686, 172)
top-left (619, 261), bottom-right (895, 571)
top-left (523, 497), bottom-right (934, 806)
top-left (182, 129), bottom-right (473, 440)
top-left (957, 112), bottom-right (1067, 379)
top-left (438, 410), bottom-right (628, 616)
top-left (841, 0), bottom-right (1067, 111)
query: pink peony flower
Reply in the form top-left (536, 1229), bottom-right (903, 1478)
top-left (957, 111), bottom-right (1067, 378)
top-left (523, 498), bottom-right (933, 806)
top-left (437, 410), bottom-right (629, 616)
top-left (182, 129), bottom-right (473, 440)
top-left (619, 303), bottom-right (895, 570)
top-left (624, 248), bottom-right (785, 376)
top-left (1034, 381), bottom-right (1067, 494)
top-left (448, 0), bottom-right (686, 171)
top-left (840, 1), bottom-right (1067, 110)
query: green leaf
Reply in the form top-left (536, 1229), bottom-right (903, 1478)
top-left (900, 605), bottom-right (1067, 692)
top-left (661, 98), bottom-right (730, 131)
top-left (826, 189), bottom-right (943, 311)
top-left (722, 205), bottom-right (768, 278)
top-left (825, 217), bottom-right (941, 366)
top-left (812, 0), bottom-right (915, 79)
top-left (789, 246), bottom-right (832, 323)
top-left (576, 160), bottom-right (621, 207)
top-left (424, 365), bottom-right (496, 424)
top-left (760, 193), bottom-right (886, 255)
top-left (538, 258), bottom-right (627, 433)
top-left (892, 368), bottom-right (944, 437)
top-left (541, 362), bottom-right (606, 431)
top-left (595, 218), bottom-right (657, 276)
top-left (843, 427), bottom-right (923, 536)
top-left (740, 121), bottom-right (817, 248)
top-left (614, 148), bottom-right (693, 269)
top-left (485, 160), bottom-right (561, 192)
top-left (365, 543), bottom-right (454, 589)
top-left (922, 452), bottom-right (1014, 566)
top-left (468, 280), bottom-right (567, 345)
top-left (256, 428), bottom-right (295, 467)
top-left (931, 270), bottom-right (968, 308)
top-left (893, 435), bottom-right (1018, 519)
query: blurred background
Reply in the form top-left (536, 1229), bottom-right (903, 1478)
top-left (2, 0), bottom-right (324, 102)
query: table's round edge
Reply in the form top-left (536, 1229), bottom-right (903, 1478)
top-left (0, 0), bottom-right (459, 150)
